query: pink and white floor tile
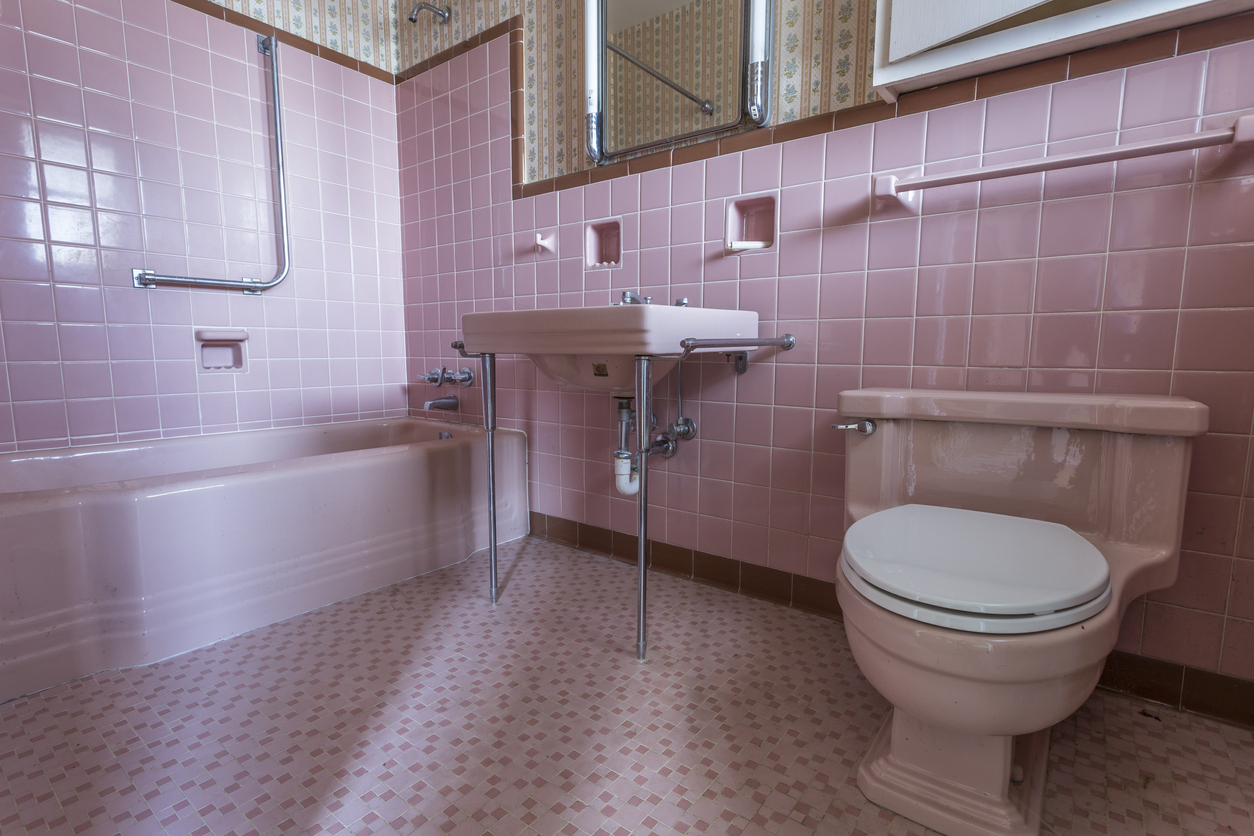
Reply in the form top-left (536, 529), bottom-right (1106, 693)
top-left (1, 538), bottom-right (1251, 836)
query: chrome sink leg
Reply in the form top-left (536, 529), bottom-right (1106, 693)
top-left (635, 354), bottom-right (652, 661)
top-left (481, 352), bottom-right (499, 605)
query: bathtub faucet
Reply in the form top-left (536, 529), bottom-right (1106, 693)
top-left (423, 395), bottom-right (459, 411)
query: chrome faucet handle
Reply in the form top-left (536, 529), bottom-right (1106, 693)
top-left (621, 291), bottom-right (652, 305)
top-left (420, 367), bottom-right (446, 386)
top-left (446, 366), bottom-right (475, 387)
top-left (673, 297), bottom-right (688, 307)
top-left (832, 419), bottom-right (877, 435)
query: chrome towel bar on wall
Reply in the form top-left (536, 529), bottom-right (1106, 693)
top-left (133, 35), bottom-right (292, 295)
top-left (878, 113), bottom-right (1254, 213)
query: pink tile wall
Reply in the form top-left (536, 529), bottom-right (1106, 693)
top-left (401, 35), bottom-right (1254, 682)
top-left (0, 0), bottom-right (406, 451)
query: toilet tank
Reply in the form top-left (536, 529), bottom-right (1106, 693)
top-left (837, 389), bottom-right (1209, 602)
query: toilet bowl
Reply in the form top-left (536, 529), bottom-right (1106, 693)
top-left (833, 388), bottom-right (1209, 836)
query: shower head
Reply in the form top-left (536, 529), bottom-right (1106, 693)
top-left (408, 3), bottom-right (451, 23)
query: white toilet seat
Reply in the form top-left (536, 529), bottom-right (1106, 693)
top-left (842, 504), bottom-right (1112, 635)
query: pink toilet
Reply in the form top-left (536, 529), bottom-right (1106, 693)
top-left (834, 388), bottom-right (1209, 836)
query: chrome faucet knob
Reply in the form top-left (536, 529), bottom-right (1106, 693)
top-left (421, 367), bottom-right (446, 386)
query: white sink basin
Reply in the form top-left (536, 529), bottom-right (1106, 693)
top-left (460, 304), bottom-right (760, 395)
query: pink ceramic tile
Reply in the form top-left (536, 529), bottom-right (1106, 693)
top-left (776, 230), bottom-right (821, 276)
top-left (864, 268), bottom-right (916, 318)
top-left (705, 153), bottom-right (741, 200)
top-left (0, 196), bottom-right (45, 240)
top-left (1122, 54), bottom-right (1205, 129)
top-left (1048, 71), bottom-right (1123, 142)
top-left (1189, 176), bottom-right (1254, 245)
top-left (825, 123), bottom-right (872, 178)
top-left (1029, 313), bottom-right (1100, 368)
top-left (973, 260), bottom-right (1035, 314)
top-left (1176, 309), bottom-right (1254, 371)
top-left (1142, 602), bottom-right (1224, 669)
top-left (866, 217), bottom-right (918, 269)
top-left (1182, 491), bottom-right (1241, 554)
top-left (925, 100), bottom-right (984, 163)
top-left (26, 32), bottom-right (81, 88)
top-left (1098, 311), bottom-right (1178, 370)
top-left (779, 182), bottom-right (822, 231)
top-left (918, 211), bottom-right (976, 266)
top-left (20, 0), bottom-right (77, 43)
top-left (969, 315), bottom-right (1031, 367)
top-left (1171, 371), bottom-right (1254, 434)
top-left (1034, 255), bottom-right (1105, 313)
top-left (817, 319), bottom-right (863, 366)
top-left (916, 264), bottom-right (973, 316)
top-left (862, 318), bottom-right (913, 366)
top-left (742, 144), bottom-right (782, 193)
top-left (1042, 134), bottom-right (1116, 199)
top-left (974, 202), bottom-right (1039, 261)
top-left (671, 160), bottom-right (704, 204)
top-left (913, 316), bottom-right (968, 366)
top-left (1105, 249), bottom-right (1184, 310)
top-left (1203, 39), bottom-right (1254, 115)
top-left (782, 134), bottom-right (825, 186)
top-left (1187, 433), bottom-right (1249, 496)
top-left (1110, 184), bottom-right (1191, 251)
top-left (1039, 194), bottom-right (1111, 257)
top-left (1221, 618), bottom-right (1254, 680)
top-left (818, 271), bottom-right (865, 319)
top-left (872, 112), bottom-right (925, 171)
top-left (983, 86), bottom-right (1050, 153)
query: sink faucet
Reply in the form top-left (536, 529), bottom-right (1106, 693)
top-left (423, 395), bottom-right (459, 411)
top-left (621, 291), bottom-right (652, 305)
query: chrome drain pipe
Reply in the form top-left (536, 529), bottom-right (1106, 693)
top-left (635, 355), bottom-right (653, 661)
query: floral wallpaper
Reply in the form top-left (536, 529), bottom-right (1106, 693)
top-left (208, 0), bottom-right (878, 179)
top-left (773, 0), bottom-right (877, 123)
top-left (210, 0), bottom-right (401, 71)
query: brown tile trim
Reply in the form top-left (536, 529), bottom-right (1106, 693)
top-left (168, 0), bottom-right (397, 83)
top-left (896, 78), bottom-right (976, 116)
top-left (1068, 29), bottom-right (1178, 78)
top-left (518, 13), bottom-right (1254, 197)
top-left (974, 56), bottom-right (1069, 99)
top-left (532, 516), bottom-right (1254, 727)
top-left (529, 513), bottom-right (841, 622)
top-left (1099, 649), bottom-right (1254, 730)
top-left (1179, 9), bottom-right (1254, 53)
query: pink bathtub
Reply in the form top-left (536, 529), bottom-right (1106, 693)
top-left (0, 419), bottom-right (528, 703)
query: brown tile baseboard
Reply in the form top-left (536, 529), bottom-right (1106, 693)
top-left (1099, 650), bottom-right (1254, 730)
top-left (532, 514), bottom-right (1253, 730)
top-left (528, 513), bottom-right (841, 621)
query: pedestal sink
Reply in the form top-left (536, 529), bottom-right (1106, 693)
top-left (455, 299), bottom-right (789, 664)
top-left (460, 303), bottom-right (760, 395)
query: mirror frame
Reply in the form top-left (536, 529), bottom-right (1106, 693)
top-left (585, 0), bottom-right (773, 165)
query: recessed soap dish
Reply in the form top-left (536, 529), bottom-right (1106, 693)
top-left (196, 328), bottom-right (248, 372)
top-left (725, 195), bottom-right (776, 254)
top-left (585, 219), bottom-right (622, 268)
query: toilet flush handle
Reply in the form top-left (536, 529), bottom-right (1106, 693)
top-left (832, 419), bottom-right (877, 435)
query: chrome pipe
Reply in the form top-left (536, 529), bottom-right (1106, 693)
top-left (635, 355), bottom-right (652, 661)
top-left (481, 353), bottom-right (499, 605)
top-left (133, 36), bottom-right (291, 294)
top-left (607, 42), bottom-right (714, 115)
top-left (675, 334), bottom-right (796, 362)
top-left (408, 2), bottom-right (450, 23)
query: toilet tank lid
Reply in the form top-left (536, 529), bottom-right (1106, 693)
top-left (844, 504), bottom-right (1110, 616)
top-left (836, 389), bottom-right (1208, 436)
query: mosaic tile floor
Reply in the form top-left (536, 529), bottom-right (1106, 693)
top-left (1, 537), bottom-right (1252, 836)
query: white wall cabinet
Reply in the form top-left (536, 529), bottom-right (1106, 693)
top-left (873, 0), bottom-right (1254, 102)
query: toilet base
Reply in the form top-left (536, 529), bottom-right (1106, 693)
top-left (857, 709), bottom-right (1050, 836)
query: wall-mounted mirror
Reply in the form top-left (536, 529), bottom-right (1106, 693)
top-left (585, 0), bottom-right (773, 165)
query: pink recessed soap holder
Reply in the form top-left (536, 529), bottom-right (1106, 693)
top-left (725, 195), bottom-right (776, 254)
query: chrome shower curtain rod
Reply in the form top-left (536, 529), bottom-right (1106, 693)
top-left (133, 35), bottom-right (291, 295)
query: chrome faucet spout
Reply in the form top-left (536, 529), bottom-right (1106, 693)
top-left (408, 2), bottom-right (450, 23)
top-left (423, 395), bottom-right (459, 411)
